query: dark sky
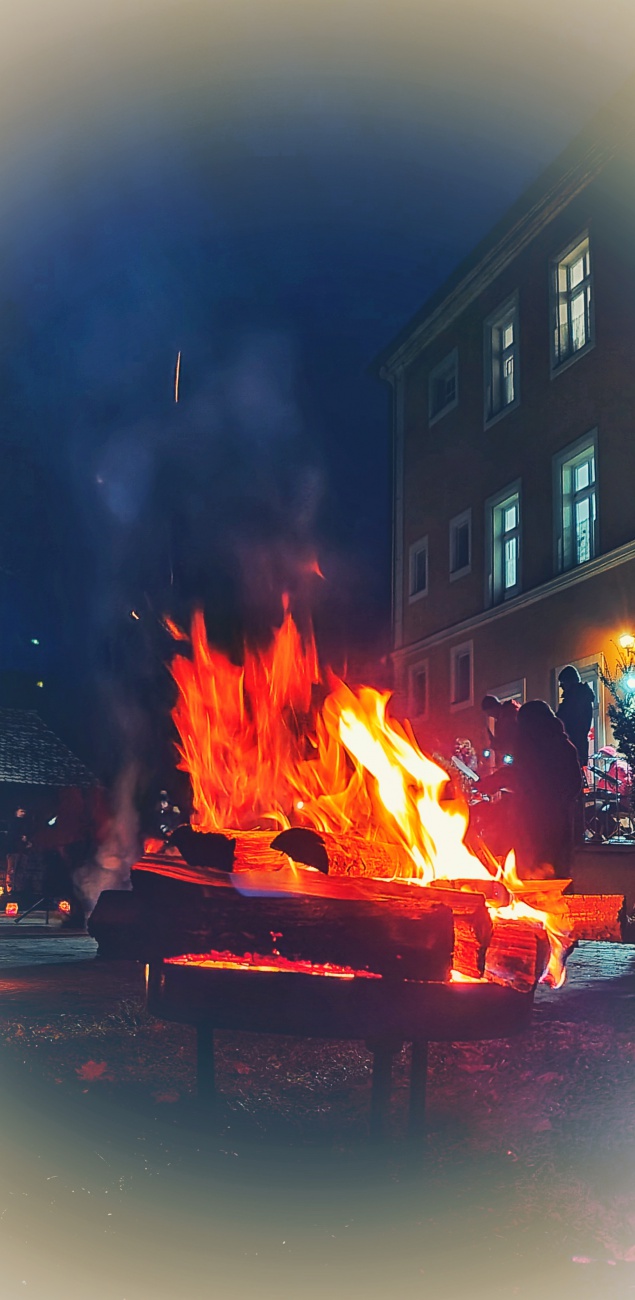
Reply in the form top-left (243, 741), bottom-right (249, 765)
top-left (0, 1), bottom-right (632, 770)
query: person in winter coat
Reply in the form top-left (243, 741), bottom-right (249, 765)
top-left (556, 665), bottom-right (594, 768)
top-left (481, 700), bottom-right (582, 878)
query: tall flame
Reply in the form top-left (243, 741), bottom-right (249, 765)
top-left (168, 606), bottom-right (571, 981)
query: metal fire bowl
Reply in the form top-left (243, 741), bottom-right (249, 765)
top-left (147, 961), bottom-right (534, 1043)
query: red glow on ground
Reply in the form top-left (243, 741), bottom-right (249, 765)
top-left (165, 949), bottom-right (382, 979)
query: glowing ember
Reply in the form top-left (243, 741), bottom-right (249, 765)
top-left (167, 604), bottom-right (570, 985)
top-left (166, 949), bottom-right (381, 979)
top-left (58, 899), bottom-right (71, 915)
top-left (5, 903), bottom-right (18, 917)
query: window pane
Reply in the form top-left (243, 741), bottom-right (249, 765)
top-left (504, 536), bottom-right (518, 590)
top-left (452, 521), bottom-right (470, 572)
top-left (502, 321), bottom-right (514, 349)
top-left (503, 355), bottom-right (514, 405)
top-left (454, 652), bottom-right (471, 703)
top-left (568, 255), bottom-right (585, 289)
top-left (411, 546), bottom-right (427, 595)
top-left (575, 497), bottom-right (591, 563)
top-left (503, 503), bottom-right (517, 533)
top-left (571, 290), bottom-right (587, 351)
top-left (575, 461), bottom-right (590, 491)
top-left (412, 669), bottom-right (427, 715)
top-left (430, 356), bottom-right (457, 417)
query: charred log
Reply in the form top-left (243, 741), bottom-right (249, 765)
top-left (89, 878), bottom-right (454, 983)
top-left (484, 917), bottom-right (550, 993)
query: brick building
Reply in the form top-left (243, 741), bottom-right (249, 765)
top-left (376, 78), bottom-right (635, 763)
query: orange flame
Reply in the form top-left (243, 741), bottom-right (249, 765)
top-left (169, 606), bottom-right (569, 983)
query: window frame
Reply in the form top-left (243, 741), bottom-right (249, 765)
top-left (449, 508), bottom-right (472, 582)
top-left (550, 231), bottom-right (594, 375)
top-left (484, 480), bottom-right (522, 607)
top-left (428, 348), bottom-right (459, 426)
top-left (553, 431), bottom-right (599, 574)
top-left (484, 293), bottom-right (520, 427)
top-left (450, 639), bottom-right (474, 712)
top-left (408, 535), bottom-right (429, 603)
top-left (408, 659), bottom-right (430, 721)
top-left (485, 678), bottom-right (526, 708)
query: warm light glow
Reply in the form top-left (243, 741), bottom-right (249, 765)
top-left (165, 949), bottom-right (381, 979)
top-left (619, 632), bottom-right (635, 650)
top-left (169, 605), bottom-right (570, 981)
top-left (5, 903), bottom-right (18, 917)
top-left (58, 899), bottom-right (71, 914)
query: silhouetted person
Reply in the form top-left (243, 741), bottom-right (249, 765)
top-left (481, 695), bottom-right (520, 763)
top-left (482, 701), bottom-right (582, 878)
top-left (556, 665), bottom-right (594, 768)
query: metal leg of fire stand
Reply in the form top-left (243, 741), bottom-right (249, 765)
top-left (368, 1040), bottom-right (400, 1141)
top-left (196, 1025), bottom-right (217, 1113)
top-left (408, 1040), bottom-right (428, 1146)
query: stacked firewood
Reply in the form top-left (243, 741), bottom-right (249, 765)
top-left (90, 828), bottom-right (625, 993)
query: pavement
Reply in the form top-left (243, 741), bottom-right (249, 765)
top-left (0, 909), bottom-right (97, 966)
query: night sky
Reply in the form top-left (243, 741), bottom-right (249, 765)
top-left (0, 1), bottom-right (633, 776)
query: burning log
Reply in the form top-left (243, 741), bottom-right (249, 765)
top-left (563, 893), bottom-right (624, 942)
top-left (90, 874), bottom-right (455, 982)
top-left (131, 851), bottom-right (494, 979)
top-left (484, 917), bottom-right (550, 993)
top-left (160, 826), bottom-right (416, 879)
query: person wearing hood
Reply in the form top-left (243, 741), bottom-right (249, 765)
top-left (556, 665), bottom-right (594, 768)
top-left (481, 700), bottom-right (582, 877)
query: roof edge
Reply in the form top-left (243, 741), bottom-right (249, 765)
top-left (372, 75), bottom-right (635, 378)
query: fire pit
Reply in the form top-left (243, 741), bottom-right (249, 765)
top-left (88, 602), bottom-right (624, 1141)
top-left (91, 854), bottom-right (547, 1141)
top-left (145, 948), bottom-right (534, 1140)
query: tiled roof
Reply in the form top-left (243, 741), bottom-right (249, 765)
top-left (0, 710), bottom-right (97, 788)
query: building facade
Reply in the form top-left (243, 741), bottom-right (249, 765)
top-left (377, 81), bottom-right (635, 761)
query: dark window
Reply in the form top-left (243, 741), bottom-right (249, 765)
top-left (453, 651), bottom-right (471, 704)
top-left (409, 540), bottom-right (428, 598)
top-left (428, 350), bottom-right (458, 422)
top-left (411, 666), bottom-right (428, 716)
top-left (451, 521), bottom-right (470, 573)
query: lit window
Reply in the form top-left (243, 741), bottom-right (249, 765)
top-left (409, 661), bottom-right (429, 718)
top-left (408, 536), bottom-right (428, 601)
top-left (554, 434), bottom-right (597, 571)
top-left (485, 297), bottom-right (519, 421)
top-left (449, 509), bottom-right (471, 580)
top-left (486, 483), bottom-right (521, 605)
top-left (552, 234), bottom-right (592, 369)
top-left (450, 641), bottom-right (473, 709)
top-left (428, 349), bottom-right (458, 424)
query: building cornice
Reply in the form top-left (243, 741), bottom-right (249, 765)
top-left (378, 139), bottom-right (616, 377)
top-left (392, 539), bottom-right (635, 664)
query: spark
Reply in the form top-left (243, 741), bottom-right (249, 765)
top-left (174, 351), bottom-right (181, 403)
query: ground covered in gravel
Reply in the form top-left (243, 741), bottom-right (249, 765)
top-left (0, 942), bottom-right (634, 1299)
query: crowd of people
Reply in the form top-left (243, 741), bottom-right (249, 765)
top-left (450, 666), bottom-right (604, 880)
